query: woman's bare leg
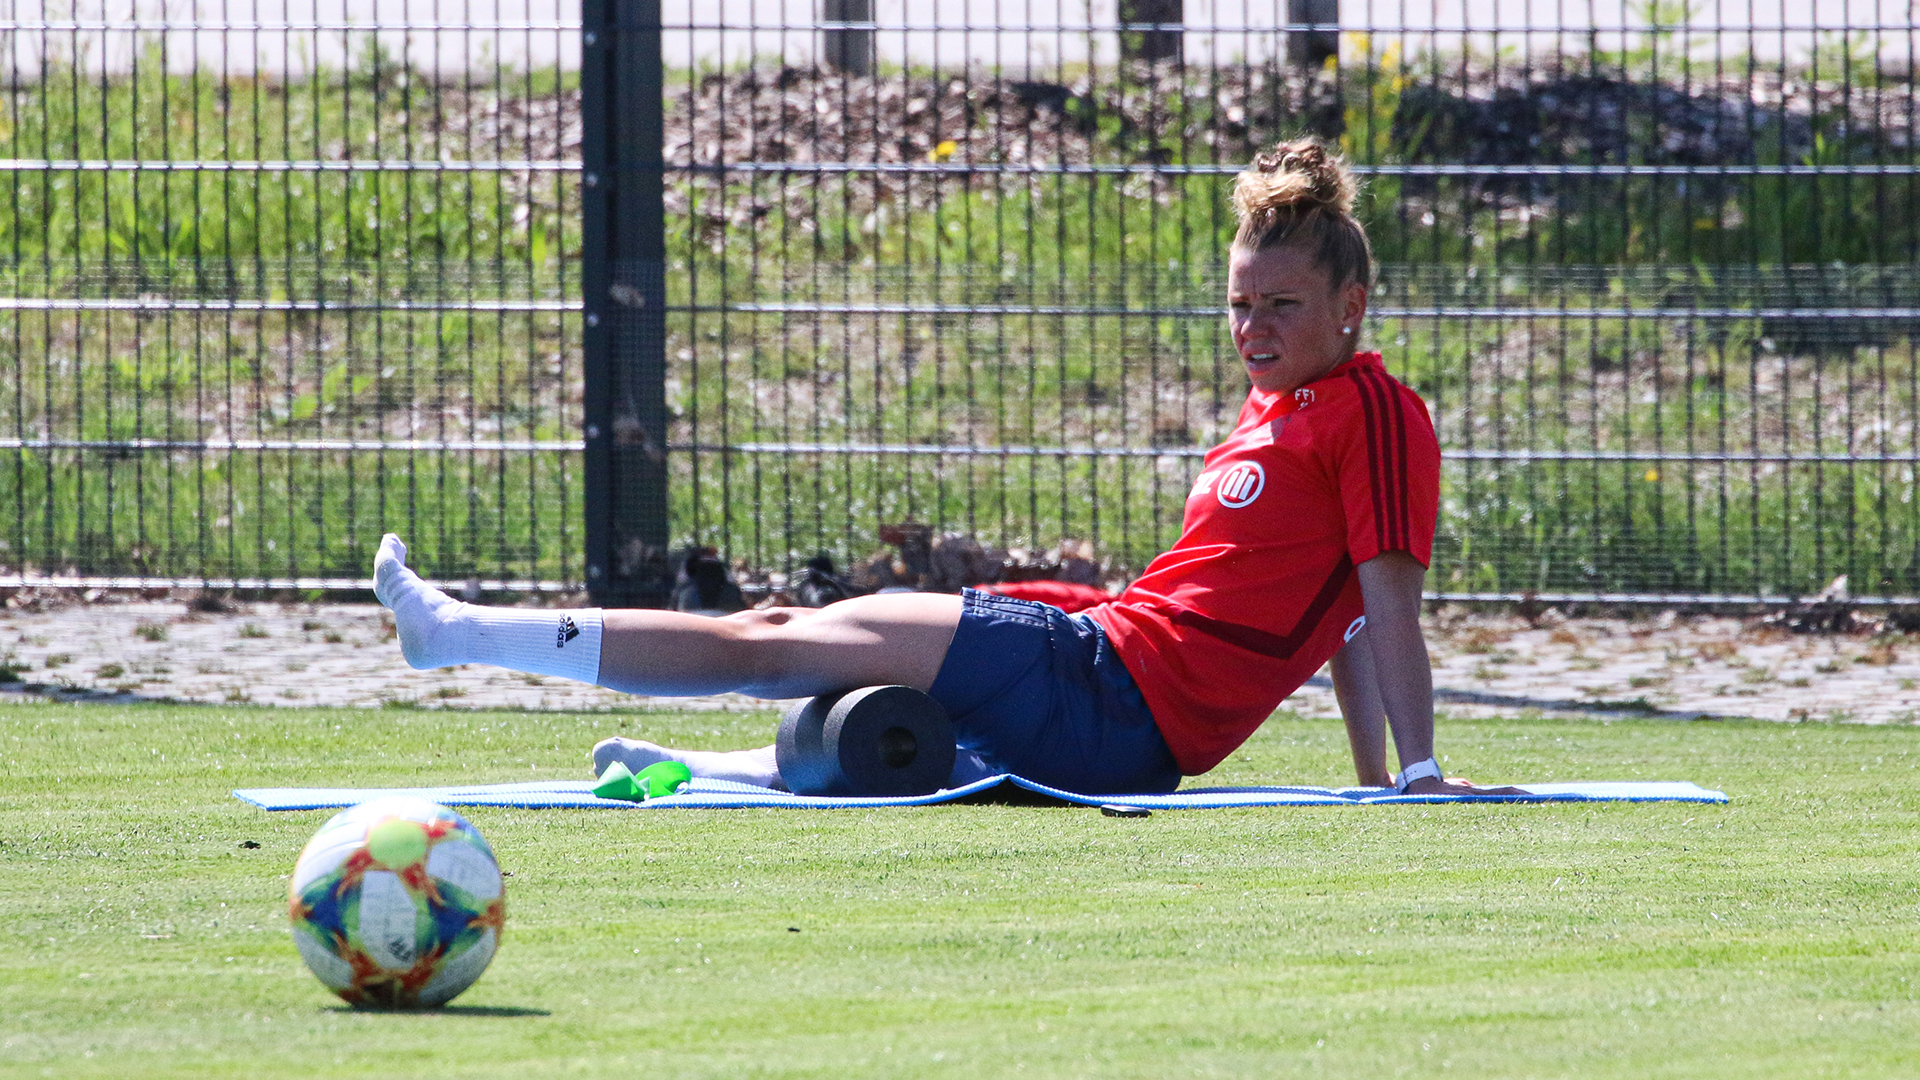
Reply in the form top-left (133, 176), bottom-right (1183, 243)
top-left (589, 598), bottom-right (962, 788)
top-left (596, 594), bottom-right (962, 698)
top-left (577, 600), bottom-right (963, 790)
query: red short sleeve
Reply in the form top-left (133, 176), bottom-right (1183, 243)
top-left (1333, 364), bottom-right (1441, 567)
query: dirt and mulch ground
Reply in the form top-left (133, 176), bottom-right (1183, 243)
top-left (0, 590), bottom-right (1913, 728)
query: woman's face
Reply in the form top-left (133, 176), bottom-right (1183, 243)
top-left (1226, 243), bottom-right (1368, 395)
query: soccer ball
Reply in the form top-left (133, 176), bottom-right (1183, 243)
top-left (287, 796), bottom-right (504, 1008)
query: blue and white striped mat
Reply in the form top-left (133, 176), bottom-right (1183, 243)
top-left (233, 775), bottom-right (1727, 811)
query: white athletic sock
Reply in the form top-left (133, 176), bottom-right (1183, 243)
top-left (592, 738), bottom-right (784, 790)
top-left (373, 533), bottom-right (604, 684)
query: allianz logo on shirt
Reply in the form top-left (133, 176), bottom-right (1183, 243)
top-left (1190, 461), bottom-right (1266, 509)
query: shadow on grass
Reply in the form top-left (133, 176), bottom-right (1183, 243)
top-left (324, 1004), bottom-right (552, 1018)
top-left (1300, 673), bottom-right (1747, 721)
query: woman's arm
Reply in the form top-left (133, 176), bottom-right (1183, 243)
top-left (1355, 550), bottom-right (1522, 795)
top-left (1329, 632), bottom-right (1392, 786)
top-left (1355, 551), bottom-right (1436, 767)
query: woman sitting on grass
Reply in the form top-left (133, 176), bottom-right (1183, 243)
top-left (373, 137), bottom-right (1517, 797)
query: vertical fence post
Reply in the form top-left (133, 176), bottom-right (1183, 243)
top-left (1118, 0), bottom-right (1183, 63)
top-left (1287, 0), bottom-right (1339, 68)
top-left (581, 0), bottom-right (672, 606)
top-left (821, 0), bottom-right (875, 75)
top-left (1288, 0), bottom-right (1342, 137)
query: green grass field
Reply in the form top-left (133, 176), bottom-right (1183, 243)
top-left (2, 699), bottom-right (1916, 1078)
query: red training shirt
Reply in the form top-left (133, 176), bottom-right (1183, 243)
top-left (1087, 352), bottom-right (1441, 775)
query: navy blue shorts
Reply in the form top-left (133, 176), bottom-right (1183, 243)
top-left (925, 589), bottom-right (1181, 795)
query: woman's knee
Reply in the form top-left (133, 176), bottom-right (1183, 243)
top-left (719, 599), bottom-right (956, 695)
top-left (718, 607), bottom-right (831, 689)
top-left (720, 606), bottom-right (814, 640)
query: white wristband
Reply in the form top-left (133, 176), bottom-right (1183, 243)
top-left (1392, 756), bottom-right (1442, 792)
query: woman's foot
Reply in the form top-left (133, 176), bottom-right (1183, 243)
top-left (591, 738), bottom-right (783, 789)
top-left (373, 532), bottom-right (604, 682)
top-left (373, 534), bottom-right (469, 669)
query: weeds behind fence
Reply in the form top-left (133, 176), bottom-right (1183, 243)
top-left (0, 15), bottom-right (582, 586)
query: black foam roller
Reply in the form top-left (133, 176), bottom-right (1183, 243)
top-left (825, 685), bottom-right (956, 796)
top-left (776, 685), bottom-right (956, 796)
top-left (775, 692), bottom-right (841, 796)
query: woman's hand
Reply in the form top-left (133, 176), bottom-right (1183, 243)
top-left (1402, 775), bottom-right (1528, 797)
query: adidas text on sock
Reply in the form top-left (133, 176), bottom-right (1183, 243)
top-left (464, 606), bottom-right (604, 684)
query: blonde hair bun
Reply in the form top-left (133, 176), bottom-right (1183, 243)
top-left (1232, 138), bottom-right (1357, 221)
top-left (1229, 137), bottom-right (1372, 288)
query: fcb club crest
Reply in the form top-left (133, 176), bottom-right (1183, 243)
top-left (1216, 461), bottom-right (1266, 508)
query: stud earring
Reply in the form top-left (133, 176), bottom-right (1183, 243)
top-left (1340, 326), bottom-right (1352, 335)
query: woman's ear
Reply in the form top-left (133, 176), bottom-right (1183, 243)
top-left (1342, 279), bottom-right (1369, 327)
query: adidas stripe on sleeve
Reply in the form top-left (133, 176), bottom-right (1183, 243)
top-left (1339, 363), bottom-right (1441, 567)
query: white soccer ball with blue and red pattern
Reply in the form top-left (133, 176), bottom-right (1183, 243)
top-left (287, 796), bottom-right (504, 1008)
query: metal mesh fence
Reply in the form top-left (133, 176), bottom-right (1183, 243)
top-left (8, 4), bottom-right (1920, 604)
top-left (0, 1), bottom-right (583, 590)
top-left (662, 2), bottom-right (1920, 605)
